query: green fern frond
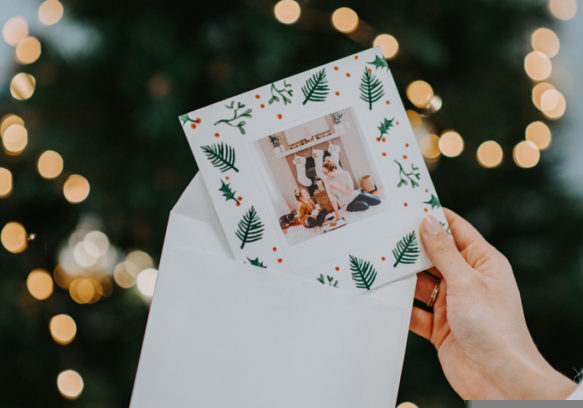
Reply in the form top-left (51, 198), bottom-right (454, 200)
top-left (235, 206), bottom-right (264, 249)
top-left (349, 255), bottom-right (377, 291)
top-left (359, 68), bottom-right (384, 110)
top-left (201, 143), bottom-right (239, 173)
top-left (392, 231), bottom-right (420, 267)
top-left (301, 68), bottom-right (329, 105)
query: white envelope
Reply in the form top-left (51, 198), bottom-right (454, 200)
top-left (129, 174), bottom-right (417, 408)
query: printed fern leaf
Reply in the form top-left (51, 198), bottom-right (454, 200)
top-left (392, 231), bottom-right (420, 267)
top-left (360, 68), bottom-right (385, 110)
top-left (367, 55), bottom-right (389, 71)
top-left (219, 180), bottom-right (240, 204)
top-left (349, 255), bottom-right (377, 291)
top-left (235, 206), bottom-right (264, 249)
top-left (423, 194), bottom-right (441, 209)
top-left (247, 257), bottom-right (266, 268)
top-left (201, 143), bottom-right (239, 173)
top-left (301, 68), bottom-right (330, 105)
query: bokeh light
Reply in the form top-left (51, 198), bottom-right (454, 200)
top-left (69, 278), bottom-right (102, 304)
top-left (26, 269), bottom-right (54, 300)
top-left (540, 88), bottom-right (562, 112)
top-left (531, 28), bottom-right (560, 58)
top-left (419, 134), bottom-right (440, 159)
top-left (524, 51), bottom-right (552, 81)
top-left (0, 114), bottom-right (24, 136)
top-left (126, 250), bottom-right (154, 270)
top-left (513, 140), bottom-right (540, 168)
top-left (49, 314), bottom-right (77, 345)
top-left (2, 16), bottom-right (28, 46)
top-left (476, 140), bottom-right (503, 168)
top-left (542, 90), bottom-right (566, 119)
top-left (406, 80), bottom-right (434, 109)
top-left (2, 123), bottom-right (28, 155)
top-left (0, 168), bottom-right (13, 198)
top-left (526, 121), bottom-right (552, 150)
top-left (273, 0), bottom-right (301, 24)
top-left (63, 175), bottom-right (90, 203)
top-left (1, 221), bottom-right (28, 254)
top-left (136, 268), bottom-right (158, 298)
top-left (37, 150), bottom-right (64, 179)
top-left (331, 7), bottom-right (359, 34)
top-left (38, 0), bottom-right (64, 25)
top-left (57, 370), bottom-right (84, 400)
top-left (406, 110), bottom-right (422, 131)
top-left (397, 403), bottom-right (419, 408)
top-left (532, 82), bottom-right (555, 110)
top-left (15, 36), bottom-right (42, 64)
top-left (10, 72), bottom-right (36, 100)
top-left (373, 34), bottom-right (399, 59)
top-left (113, 261), bottom-right (139, 288)
top-left (548, 0), bottom-right (577, 20)
top-left (438, 130), bottom-right (464, 157)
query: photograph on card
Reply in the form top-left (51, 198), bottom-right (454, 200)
top-left (255, 107), bottom-right (388, 246)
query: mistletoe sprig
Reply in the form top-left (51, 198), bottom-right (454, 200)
top-left (316, 274), bottom-right (339, 287)
top-left (394, 159), bottom-right (420, 188)
top-left (213, 101), bottom-right (252, 135)
top-left (269, 80), bottom-right (293, 105)
top-left (377, 117), bottom-right (395, 141)
top-left (219, 180), bottom-right (240, 205)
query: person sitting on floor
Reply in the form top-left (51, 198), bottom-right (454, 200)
top-left (294, 188), bottom-right (328, 230)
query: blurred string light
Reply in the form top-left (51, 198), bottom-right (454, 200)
top-left (2, 16), bottom-right (28, 46)
top-left (57, 370), bottom-right (84, 400)
top-left (0, 168), bottom-right (13, 198)
top-left (273, 0), bottom-right (301, 24)
top-left (1, 221), bottom-right (28, 254)
top-left (26, 269), bottom-right (54, 300)
top-left (526, 121), bottom-right (552, 150)
top-left (38, 150), bottom-right (64, 179)
top-left (1, 113), bottom-right (24, 135)
top-left (15, 36), bottom-right (42, 65)
top-left (549, 0), bottom-right (577, 20)
top-left (531, 28), bottom-right (560, 58)
top-left (2, 123), bottom-right (28, 155)
top-left (406, 110), bottom-right (422, 131)
top-left (136, 268), bottom-right (158, 298)
top-left (10, 72), bottom-right (36, 100)
top-left (532, 82), bottom-right (555, 110)
top-left (38, 0), bottom-right (64, 26)
top-left (397, 403), bottom-right (419, 408)
top-left (63, 174), bottom-right (90, 203)
top-left (513, 140), bottom-right (540, 168)
top-left (331, 7), bottom-right (359, 34)
top-left (438, 130), bottom-right (464, 158)
top-left (524, 51), bottom-right (552, 81)
top-left (373, 34), bottom-right (399, 59)
top-left (406, 80), bottom-right (434, 109)
top-left (49, 314), bottom-right (77, 345)
top-left (419, 134), bottom-right (440, 160)
top-left (476, 140), bottom-right (503, 168)
top-left (542, 89), bottom-right (566, 119)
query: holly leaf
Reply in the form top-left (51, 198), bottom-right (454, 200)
top-left (377, 117), bottom-right (395, 141)
top-left (247, 257), bottom-right (267, 268)
top-left (423, 194), bottom-right (441, 209)
top-left (367, 55), bottom-right (389, 71)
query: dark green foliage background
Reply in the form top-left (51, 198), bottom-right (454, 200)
top-left (1, 0), bottom-right (582, 406)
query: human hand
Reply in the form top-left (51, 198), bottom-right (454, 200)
top-left (411, 208), bottom-right (577, 400)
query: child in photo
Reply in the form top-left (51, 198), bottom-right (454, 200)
top-left (294, 188), bottom-right (328, 230)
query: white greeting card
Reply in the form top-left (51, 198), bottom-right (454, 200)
top-left (179, 47), bottom-right (448, 291)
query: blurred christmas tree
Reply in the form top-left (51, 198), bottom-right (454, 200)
top-left (1, 0), bottom-right (582, 407)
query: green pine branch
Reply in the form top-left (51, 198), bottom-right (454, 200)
top-left (392, 231), bottom-right (420, 267)
top-left (377, 117), bottom-right (395, 141)
top-left (423, 194), bottom-right (441, 209)
top-left (367, 55), bottom-right (389, 71)
top-left (213, 101), bottom-right (252, 135)
top-left (247, 257), bottom-right (267, 268)
top-left (359, 68), bottom-right (384, 110)
top-left (349, 255), bottom-right (377, 291)
top-left (268, 80), bottom-right (293, 105)
top-left (201, 143), bottom-right (239, 173)
top-left (301, 68), bottom-right (329, 105)
top-left (394, 159), bottom-right (420, 188)
top-left (219, 180), bottom-right (240, 204)
top-left (316, 274), bottom-right (339, 287)
top-left (235, 206), bottom-right (264, 249)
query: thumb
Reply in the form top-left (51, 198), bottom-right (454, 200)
top-left (420, 216), bottom-right (473, 286)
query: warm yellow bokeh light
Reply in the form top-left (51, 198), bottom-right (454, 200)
top-left (420, 134), bottom-right (440, 159)
top-left (57, 370), bottom-right (84, 400)
top-left (63, 174), bottom-right (90, 204)
top-left (0, 168), bottom-right (13, 198)
top-left (406, 110), bottom-right (422, 131)
top-left (15, 36), bottom-right (42, 65)
top-left (69, 278), bottom-right (96, 304)
top-left (439, 130), bottom-right (464, 157)
top-left (331, 7), bottom-right (359, 34)
top-left (543, 90), bottom-right (566, 119)
top-left (273, 0), bottom-right (301, 24)
top-left (397, 403), bottom-right (419, 408)
top-left (113, 261), bottom-right (139, 288)
top-left (126, 250), bottom-right (154, 271)
top-left (49, 314), bottom-right (77, 345)
top-left (526, 121), bottom-right (552, 150)
top-left (26, 269), bottom-right (54, 300)
top-left (3, 124), bottom-right (28, 155)
top-left (84, 230), bottom-right (109, 256)
top-left (2, 16), bottom-right (28, 46)
top-left (531, 28), bottom-right (560, 58)
top-left (540, 88), bottom-right (561, 112)
top-left (477, 140), bottom-right (504, 168)
top-left (38, 0), bottom-right (64, 25)
top-left (532, 82), bottom-right (555, 110)
top-left (1, 114), bottom-right (24, 136)
top-left (524, 51), bottom-right (552, 81)
top-left (10, 72), bottom-right (36, 100)
top-left (1, 221), bottom-right (28, 254)
top-left (513, 140), bottom-right (540, 168)
top-left (373, 34), bottom-right (399, 59)
top-left (137, 268), bottom-right (158, 297)
top-left (38, 150), bottom-right (64, 179)
top-left (549, 0), bottom-right (577, 20)
top-left (406, 80), bottom-right (434, 109)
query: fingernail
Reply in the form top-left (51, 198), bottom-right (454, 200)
top-left (423, 216), bottom-right (443, 235)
